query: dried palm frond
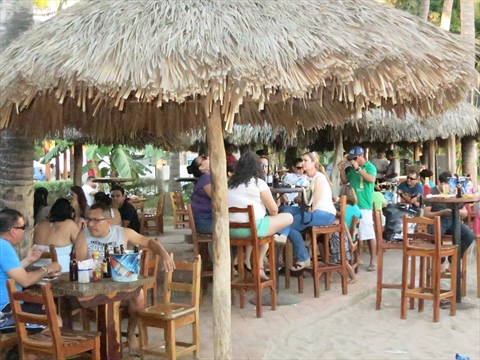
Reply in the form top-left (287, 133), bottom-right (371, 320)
top-left (0, 0), bottom-right (476, 141)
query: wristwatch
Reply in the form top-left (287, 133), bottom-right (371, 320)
top-left (41, 266), bottom-right (49, 276)
top-left (356, 167), bottom-right (361, 172)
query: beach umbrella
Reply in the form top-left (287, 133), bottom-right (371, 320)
top-left (0, 1), bottom-right (477, 358)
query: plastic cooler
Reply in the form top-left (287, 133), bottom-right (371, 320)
top-left (110, 251), bottom-right (142, 282)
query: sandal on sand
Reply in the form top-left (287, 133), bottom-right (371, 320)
top-left (291, 259), bottom-right (311, 271)
top-left (367, 264), bottom-right (377, 271)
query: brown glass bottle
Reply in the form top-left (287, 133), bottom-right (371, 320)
top-left (119, 244), bottom-right (125, 254)
top-left (133, 244), bottom-right (139, 253)
top-left (113, 246), bottom-right (120, 254)
top-left (103, 244), bottom-right (112, 278)
top-left (69, 248), bottom-right (78, 281)
top-left (455, 174), bottom-right (462, 198)
top-left (273, 165), bottom-right (280, 188)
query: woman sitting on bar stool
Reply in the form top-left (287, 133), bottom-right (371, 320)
top-left (228, 152), bottom-right (293, 281)
top-left (281, 152), bottom-right (336, 271)
top-left (188, 154), bottom-right (213, 234)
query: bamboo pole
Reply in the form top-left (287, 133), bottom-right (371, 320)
top-left (331, 129), bottom-right (344, 197)
top-left (447, 136), bottom-right (456, 172)
top-left (428, 140), bottom-right (436, 181)
top-left (206, 102), bottom-right (232, 359)
top-left (73, 143), bottom-right (83, 186)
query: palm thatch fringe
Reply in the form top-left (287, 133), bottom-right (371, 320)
top-left (0, 0), bottom-right (476, 136)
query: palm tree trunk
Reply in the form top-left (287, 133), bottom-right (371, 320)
top-left (168, 152), bottom-right (181, 192)
top-left (460, 0), bottom-right (477, 188)
top-left (331, 130), bottom-right (344, 197)
top-left (0, 131), bottom-right (35, 258)
top-left (440, 0), bottom-right (455, 31)
top-left (419, 0), bottom-right (430, 21)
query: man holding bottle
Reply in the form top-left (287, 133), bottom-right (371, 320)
top-left (75, 203), bottom-right (175, 355)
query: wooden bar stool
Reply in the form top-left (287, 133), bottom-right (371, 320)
top-left (375, 208), bottom-right (404, 310)
top-left (170, 191), bottom-right (189, 228)
top-left (229, 205), bottom-right (276, 318)
top-left (400, 216), bottom-right (458, 322)
top-left (302, 195), bottom-right (348, 298)
top-left (187, 204), bottom-right (213, 293)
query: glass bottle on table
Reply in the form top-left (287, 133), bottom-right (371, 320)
top-left (423, 177), bottom-right (431, 196)
top-left (69, 248), bottom-right (78, 281)
top-left (273, 165), bottom-right (280, 188)
top-left (92, 251), bottom-right (102, 282)
top-left (120, 244), bottom-right (125, 254)
top-left (103, 244), bottom-right (112, 278)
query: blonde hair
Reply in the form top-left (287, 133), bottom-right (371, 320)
top-left (303, 151), bottom-right (333, 188)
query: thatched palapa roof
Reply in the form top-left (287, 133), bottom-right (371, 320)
top-left (0, 0), bottom-right (476, 142)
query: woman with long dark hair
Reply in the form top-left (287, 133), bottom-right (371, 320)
top-left (228, 152), bottom-right (293, 280)
top-left (33, 187), bottom-right (50, 224)
top-left (33, 198), bottom-right (80, 270)
top-left (69, 185), bottom-right (88, 228)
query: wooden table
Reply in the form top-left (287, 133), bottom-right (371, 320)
top-left (423, 194), bottom-right (480, 304)
top-left (44, 274), bottom-right (154, 360)
top-left (92, 177), bottom-right (136, 189)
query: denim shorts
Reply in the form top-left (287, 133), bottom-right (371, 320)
top-left (229, 216), bottom-right (270, 238)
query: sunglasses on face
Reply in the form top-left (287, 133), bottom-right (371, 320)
top-left (11, 225), bottom-right (26, 231)
top-left (407, 176), bottom-right (417, 181)
top-left (295, 166), bottom-right (303, 170)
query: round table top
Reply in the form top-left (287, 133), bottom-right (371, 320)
top-left (269, 187), bottom-right (303, 194)
top-left (423, 194), bottom-right (480, 204)
top-left (93, 177), bottom-right (136, 183)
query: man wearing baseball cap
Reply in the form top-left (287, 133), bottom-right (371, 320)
top-left (338, 146), bottom-right (377, 271)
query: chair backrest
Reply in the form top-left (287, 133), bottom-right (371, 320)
top-left (402, 216), bottom-right (442, 256)
top-left (228, 205), bottom-right (259, 243)
top-left (373, 208), bottom-right (384, 243)
top-left (163, 254), bottom-right (202, 309)
top-left (141, 247), bottom-right (160, 306)
top-left (6, 280), bottom-right (62, 356)
top-left (156, 194), bottom-right (165, 216)
top-left (40, 244), bottom-right (59, 264)
top-left (187, 204), bottom-right (197, 239)
top-left (170, 191), bottom-right (185, 211)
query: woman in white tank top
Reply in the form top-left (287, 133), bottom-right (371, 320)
top-left (280, 152), bottom-right (336, 271)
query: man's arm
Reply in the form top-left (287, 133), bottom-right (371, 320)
top-left (8, 263), bottom-right (61, 288)
top-left (124, 228), bottom-right (175, 272)
top-left (423, 205), bottom-right (451, 219)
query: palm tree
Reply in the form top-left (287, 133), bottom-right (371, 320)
top-left (0, 0), bottom-right (34, 258)
top-left (419, 0), bottom-right (430, 21)
top-left (460, 0), bottom-right (477, 187)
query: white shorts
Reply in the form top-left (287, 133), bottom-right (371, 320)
top-left (358, 209), bottom-right (375, 241)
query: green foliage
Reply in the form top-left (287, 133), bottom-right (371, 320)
top-left (41, 140), bottom-right (73, 164)
top-left (143, 145), bottom-right (167, 159)
top-left (34, 180), bottom-right (73, 205)
top-left (123, 178), bottom-right (158, 196)
top-left (33, 141), bottom-right (45, 161)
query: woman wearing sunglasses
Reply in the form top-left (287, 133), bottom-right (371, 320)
top-left (33, 198), bottom-right (81, 271)
top-left (187, 154), bottom-right (213, 234)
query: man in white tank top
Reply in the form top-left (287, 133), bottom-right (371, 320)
top-left (75, 203), bottom-right (175, 355)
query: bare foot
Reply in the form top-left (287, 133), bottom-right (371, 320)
top-left (348, 278), bottom-right (358, 284)
top-left (128, 333), bottom-right (140, 355)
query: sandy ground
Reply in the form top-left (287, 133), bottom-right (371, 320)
top-left (129, 226), bottom-right (480, 360)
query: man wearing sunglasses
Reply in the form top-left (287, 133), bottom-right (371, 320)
top-left (0, 209), bottom-right (62, 333)
top-left (339, 145), bottom-right (377, 271)
top-left (75, 203), bottom-right (175, 354)
top-left (397, 171), bottom-right (423, 208)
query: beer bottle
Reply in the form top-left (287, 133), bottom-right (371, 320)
top-left (92, 251), bottom-right (102, 282)
top-left (120, 244), bottom-right (125, 254)
top-left (455, 174), bottom-right (462, 198)
top-left (103, 244), bottom-right (112, 278)
top-left (69, 248), bottom-right (78, 281)
top-left (113, 246), bottom-right (120, 254)
top-left (273, 165), bottom-right (280, 188)
top-left (133, 244), bottom-right (139, 253)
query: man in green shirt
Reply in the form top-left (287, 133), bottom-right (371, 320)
top-left (339, 146), bottom-right (377, 271)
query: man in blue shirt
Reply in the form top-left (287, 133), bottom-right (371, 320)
top-left (0, 209), bottom-right (61, 332)
top-left (397, 170), bottom-right (423, 208)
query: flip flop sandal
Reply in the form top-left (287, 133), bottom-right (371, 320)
top-left (290, 259), bottom-right (310, 272)
top-left (367, 264), bottom-right (377, 271)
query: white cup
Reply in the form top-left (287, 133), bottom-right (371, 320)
top-left (78, 269), bottom-right (91, 283)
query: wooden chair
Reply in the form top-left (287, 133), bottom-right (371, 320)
top-left (143, 194), bottom-right (165, 235)
top-left (229, 205), bottom-right (276, 318)
top-left (348, 216), bottom-right (360, 274)
top-left (301, 195), bottom-right (348, 298)
top-left (137, 254), bottom-right (201, 360)
top-left (187, 204), bottom-right (213, 292)
top-left (170, 191), bottom-right (189, 228)
top-left (375, 208), bottom-right (404, 310)
top-left (141, 247), bottom-right (160, 307)
top-left (131, 201), bottom-right (146, 234)
top-left (6, 280), bottom-right (100, 360)
top-left (400, 216), bottom-right (458, 322)
top-left (437, 235), bottom-right (468, 297)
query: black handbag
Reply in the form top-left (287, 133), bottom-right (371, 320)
top-left (383, 203), bottom-right (420, 241)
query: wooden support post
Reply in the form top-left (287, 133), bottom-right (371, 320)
top-left (55, 155), bottom-right (60, 180)
top-left (206, 102), bottom-right (232, 359)
top-left (428, 140), bottom-right (436, 181)
top-left (414, 143), bottom-right (421, 162)
top-left (331, 129), bottom-right (344, 197)
top-left (461, 136), bottom-right (478, 189)
top-left (63, 151), bottom-right (68, 180)
top-left (447, 135), bottom-right (456, 173)
top-left (73, 143), bottom-right (83, 186)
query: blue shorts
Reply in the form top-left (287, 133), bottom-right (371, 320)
top-left (230, 216), bottom-right (270, 238)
